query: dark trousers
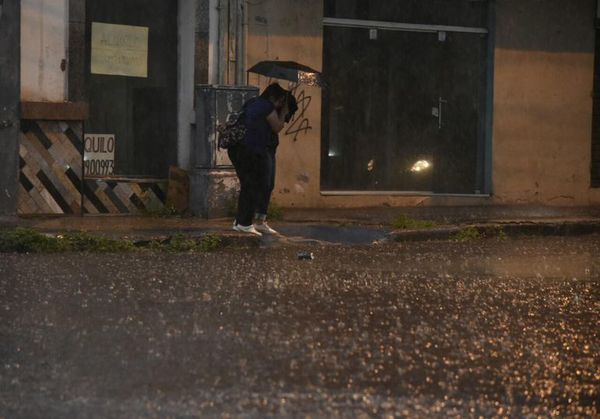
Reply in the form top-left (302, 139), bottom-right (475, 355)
top-left (228, 145), bottom-right (265, 226)
top-left (256, 147), bottom-right (276, 217)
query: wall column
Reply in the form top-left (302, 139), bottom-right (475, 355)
top-left (0, 0), bottom-right (21, 217)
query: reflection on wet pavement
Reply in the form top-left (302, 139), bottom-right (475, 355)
top-left (0, 235), bottom-right (598, 417)
top-left (262, 224), bottom-right (387, 246)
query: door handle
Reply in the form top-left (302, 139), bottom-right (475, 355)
top-left (438, 97), bottom-right (447, 129)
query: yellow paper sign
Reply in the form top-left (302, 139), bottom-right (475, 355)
top-left (91, 22), bottom-right (148, 78)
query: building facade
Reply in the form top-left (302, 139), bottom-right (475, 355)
top-left (0, 0), bottom-right (598, 217)
top-left (2, 0), bottom-right (210, 215)
top-left (245, 0), bottom-right (600, 208)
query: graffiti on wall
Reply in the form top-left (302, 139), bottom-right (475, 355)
top-left (285, 83), bottom-right (313, 142)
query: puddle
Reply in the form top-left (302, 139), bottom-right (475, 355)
top-left (261, 224), bottom-right (388, 246)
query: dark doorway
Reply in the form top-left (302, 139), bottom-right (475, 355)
top-left (0, 0), bottom-right (20, 215)
top-left (85, 0), bottom-right (178, 178)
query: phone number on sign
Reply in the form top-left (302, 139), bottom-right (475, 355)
top-left (85, 159), bottom-right (114, 177)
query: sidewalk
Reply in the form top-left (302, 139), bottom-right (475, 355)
top-left (2, 205), bottom-right (600, 244)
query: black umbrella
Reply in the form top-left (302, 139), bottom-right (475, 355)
top-left (247, 60), bottom-right (323, 87)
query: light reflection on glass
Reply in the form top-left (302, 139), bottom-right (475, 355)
top-left (410, 160), bottom-right (431, 173)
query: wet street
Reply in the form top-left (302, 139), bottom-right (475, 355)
top-left (0, 235), bottom-right (599, 418)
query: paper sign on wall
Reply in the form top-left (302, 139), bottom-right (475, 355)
top-left (91, 22), bottom-right (148, 78)
top-left (84, 134), bottom-right (115, 177)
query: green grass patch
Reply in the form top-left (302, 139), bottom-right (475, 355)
top-left (166, 234), bottom-right (200, 252)
top-left (452, 226), bottom-right (482, 242)
top-left (198, 234), bottom-right (223, 252)
top-left (453, 226), bottom-right (507, 242)
top-left (494, 226), bottom-right (507, 241)
top-left (0, 228), bottom-right (223, 253)
top-left (391, 214), bottom-right (436, 230)
top-left (0, 228), bottom-right (70, 253)
top-left (0, 228), bottom-right (134, 253)
top-left (64, 231), bottom-right (135, 252)
top-left (267, 202), bottom-right (284, 221)
top-left (165, 233), bottom-right (223, 252)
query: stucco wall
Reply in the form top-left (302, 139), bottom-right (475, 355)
top-left (246, 0), bottom-right (598, 207)
top-left (21, 0), bottom-right (69, 102)
top-left (246, 0), bottom-right (324, 207)
top-left (493, 0), bottom-right (597, 205)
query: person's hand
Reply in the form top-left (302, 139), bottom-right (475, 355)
top-left (279, 100), bottom-right (289, 122)
top-left (285, 93), bottom-right (298, 123)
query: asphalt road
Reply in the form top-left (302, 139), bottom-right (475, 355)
top-left (1, 235), bottom-right (599, 418)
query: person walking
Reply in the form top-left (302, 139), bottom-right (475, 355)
top-left (228, 83), bottom-right (289, 236)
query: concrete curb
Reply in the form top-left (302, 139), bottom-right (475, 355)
top-left (389, 221), bottom-right (600, 242)
top-left (0, 227), bottom-right (261, 253)
top-left (4, 218), bottom-right (600, 248)
top-left (116, 232), bottom-right (261, 249)
top-left (0, 216), bottom-right (18, 228)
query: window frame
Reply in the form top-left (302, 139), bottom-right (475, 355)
top-left (320, 2), bottom-right (496, 196)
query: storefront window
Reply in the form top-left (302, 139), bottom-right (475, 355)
top-left (321, 2), bottom-right (489, 193)
top-left (85, 0), bottom-right (178, 178)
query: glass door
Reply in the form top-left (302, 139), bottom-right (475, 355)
top-left (432, 31), bottom-right (488, 194)
top-left (322, 28), bottom-right (441, 191)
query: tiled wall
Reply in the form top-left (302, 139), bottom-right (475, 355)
top-left (18, 119), bottom-right (167, 215)
top-left (83, 178), bottom-right (167, 214)
top-left (18, 120), bottom-right (84, 214)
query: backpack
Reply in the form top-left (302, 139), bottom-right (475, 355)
top-left (217, 110), bottom-right (246, 150)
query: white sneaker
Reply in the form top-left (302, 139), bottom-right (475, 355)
top-left (254, 222), bottom-right (279, 235)
top-left (233, 224), bottom-right (262, 236)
